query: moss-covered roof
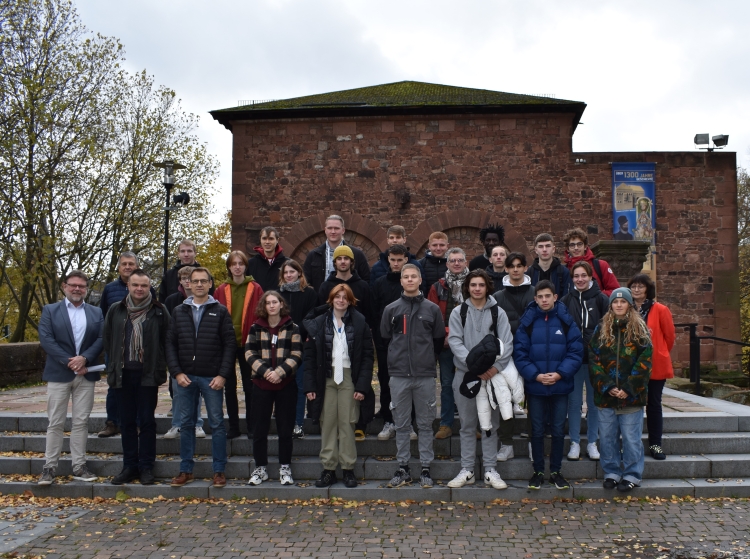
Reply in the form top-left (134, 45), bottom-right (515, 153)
top-left (210, 80), bottom-right (586, 131)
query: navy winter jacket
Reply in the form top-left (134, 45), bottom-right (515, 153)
top-left (513, 301), bottom-right (583, 397)
top-left (369, 251), bottom-right (423, 287)
top-left (528, 258), bottom-right (572, 299)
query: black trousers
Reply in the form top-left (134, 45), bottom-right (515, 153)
top-left (647, 379), bottom-right (666, 446)
top-left (375, 345), bottom-right (393, 423)
top-left (251, 380), bottom-right (296, 466)
top-left (225, 347), bottom-right (253, 432)
top-left (118, 368), bottom-right (158, 471)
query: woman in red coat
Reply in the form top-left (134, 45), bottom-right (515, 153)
top-left (628, 274), bottom-right (675, 461)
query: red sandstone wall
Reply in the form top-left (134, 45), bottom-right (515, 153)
top-left (229, 113), bottom-right (739, 370)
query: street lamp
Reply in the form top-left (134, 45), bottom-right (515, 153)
top-left (152, 160), bottom-right (188, 278)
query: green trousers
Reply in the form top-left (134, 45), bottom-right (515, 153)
top-left (319, 368), bottom-right (360, 470)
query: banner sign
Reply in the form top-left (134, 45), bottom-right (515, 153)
top-left (611, 162), bottom-right (655, 245)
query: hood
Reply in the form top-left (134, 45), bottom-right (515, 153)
top-left (423, 251), bottom-right (447, 263)
top-left (183, 294), bottom-right (217, 308)
top-left (565, 247), bottom-right (595, 266)
top-left (253, 244), bottom-right (284, 260)
top-left (502, 274), bottom-right (531, 287)
top-left (531, 256), bottom-right (562, 271)
top-left (253, 314), bottom-right (292, 329)
top-left (574, 279), bottom-right (602, 299)
top-left (324, 270), bottom-right (364, 284)
top-left (465, 295), bottom-right (498, 312)
top-left (227, 276), bottom-right (255, 288)
top-left (520, 299), bottom-right (570, 324)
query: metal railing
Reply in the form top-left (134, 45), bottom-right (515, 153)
top-left (674, 323), bottom-right (750, 393)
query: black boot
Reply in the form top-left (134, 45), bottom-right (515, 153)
top-left (315, 469), bottom-right (338, 488)
top-left (111, 467), bottom-right (139, 485)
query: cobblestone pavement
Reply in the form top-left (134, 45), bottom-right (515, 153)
top-left (9, 498), bottom-right (750, 559)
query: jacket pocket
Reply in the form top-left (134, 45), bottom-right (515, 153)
top-left (420, 318), bottom-right (434, 331)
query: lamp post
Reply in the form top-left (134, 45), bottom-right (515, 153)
top-left (152, 160), bottom-right (187, 278)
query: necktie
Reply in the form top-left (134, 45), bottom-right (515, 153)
top-left (334, 326), bottom-right (344, 384)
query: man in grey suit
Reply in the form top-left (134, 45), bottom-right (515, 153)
top-left (37, 270), bottom-right (104, 485)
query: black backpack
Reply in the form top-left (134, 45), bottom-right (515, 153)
top-left (460, 302), bottom-right (498, 334)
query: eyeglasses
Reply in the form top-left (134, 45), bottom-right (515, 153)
top-left (629, 284), bottom-right (646, 290)
top-left (191, 279), bottom-right (211, 285)
top-left (568, 242), bottom-right (585, 248)
top-left (65, 283), bottom-right (87, 290)
top-left (179, 278), bottom-right (191, 283)
top-left (448, 259), bottom-right (465, 264)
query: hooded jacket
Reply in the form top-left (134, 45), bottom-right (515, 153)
top-left (564, 247), bottom-right (620, 296)
top-left (513, 301), bottom-right (584, 397)
top-left (318, 270), bottom-right (373, 327)
top-left (214, 277), bottom-right (264, 347)
top-left (560, 280), bottom-right (610, 363)
top-left (588, 318), bottom-right (652, 408)
top-left (380, 293), bottom-right (445, 378)
top-left (529, 257), bottom-right (572, 298)
top-left (303, 240), bottom-right (370, 293)
top-left (485, 267), bottom-right (507, 290)
top-left (492, 275), bottom-right (535, 336)
top-left (303, 306), bottom-right (374, 421)
top-left (418, 251), bottom-right (448, 294)
top-left (104, 296), bottom-right (170, 388)
top-left (166, 295), bottom-right (236, 379)
top-left (245, 245), bottom-right (288, 293)
top-left (370, 251), bottom-right (423, 287)
top-left (371, 271), bottom-right (404, 346)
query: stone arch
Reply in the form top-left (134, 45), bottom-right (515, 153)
top-left (283, 213), bottom-right (388, 266)
top-left (408, 210), bottom-right (531, 261)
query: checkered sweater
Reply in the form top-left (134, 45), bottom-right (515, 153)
top-left (244, 316), bottom-right (302, 388)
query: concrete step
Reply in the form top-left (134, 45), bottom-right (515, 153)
top-left (5, 431), bottom-right (750, 458)
top-left (2, 477), bottom-right (750, 502)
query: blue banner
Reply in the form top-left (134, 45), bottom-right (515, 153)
top-left (612, 163), bottom-right (655, 245)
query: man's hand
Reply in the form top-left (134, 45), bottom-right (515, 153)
top-left (209, 376), bottom-right (226, 390)
top-left (176, 373), bottom-right (191, 387)
top-left (68, 356), bottom-right (86, 372)
top-left (478, 366), bottom-right (498, 381)
top-left (536, 372), bottom-right (561, 386)
top-left (75, 367), bottom-right (88, 376)
top-left (353, 392), bottom-right (365, 401)
top-left (608, 387), bottom-right (628, 399)
top-left (264, 370), bottom-right (282, 384)
top-left (307, 392), bottom-right (316, 401)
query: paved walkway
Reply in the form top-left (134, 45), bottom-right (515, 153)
top-left (5, 498), bottom-right (750, 558)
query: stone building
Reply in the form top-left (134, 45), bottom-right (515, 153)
top-left (211, 81), bottom-right (739, 370)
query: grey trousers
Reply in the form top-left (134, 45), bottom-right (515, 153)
top-left (453, 369), bottom-right (499, 471)
top-left (319, 369), bottom-right (359, 470)
top-left (389, 376), bottom-right (436, 468)
top-left (45, 375), bottom-right (96, 469)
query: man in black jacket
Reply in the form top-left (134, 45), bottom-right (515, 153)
top-left (303, 215), bottom-right (370, 292)
top-left (103, 269), bottom-right (170, 486)
top-left (166, 267), bottom-right (236, 489)
top-left (159, 239), bottom-right (200, 302)
top-left (318, 246), bottom-right (373, 326)
top-left (417, 231), bottom-right (449, 294)
top-left (528, 233), bottom-right (572, 298)
top-left (492, 252), bottom-right (536, 336)
top-left (469, 223), bottom-right (504, 271)
top-left (245, 226), bottom-right (289, 292)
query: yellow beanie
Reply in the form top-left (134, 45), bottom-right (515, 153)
top-left (333, 245), bottom-right (354, 260)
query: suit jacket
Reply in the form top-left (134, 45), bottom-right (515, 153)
top-left (38, 300), bottom-right (104, 383)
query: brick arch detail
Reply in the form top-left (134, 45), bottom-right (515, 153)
top-left (283, 213), bottom-right (389, 266)
top-left (408, 210), bottom-right (531, 261)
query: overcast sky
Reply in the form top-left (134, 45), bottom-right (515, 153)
top-left (76, 0), bottom-right (750, 217)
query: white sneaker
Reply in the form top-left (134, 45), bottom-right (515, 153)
top-left (567, 441), bottom-right (580, 461)
top-left (484, 468), bottom-right (508, 490)
top-left (279, 464), bottom-right (294, 485)
top-left (528, 442), bottom-right (533, 462)
top-left (377, 422), bottom-right (396, 441)
top-left (513, 403), bottom-right (525, 416)
top-left (447, 468), bottom-right (475, 488)
top-left (587, 443), bottom-right (601, 461)
top-left (163, 426), bottom-right (180, 439)
top-left (497, 444), bottom-right (514, 462)
top-left (195, 427), bottom-right (206, 438)
top-left (410, 427), bottom-right (418, 441)
top-left (248, 466), bottom-right (268, 485)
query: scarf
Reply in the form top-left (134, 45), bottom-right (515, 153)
top-left (279, 280), bottom-right (301, 293)
top-left (638, 299), bottom-right (653, 322)
top-left (126, 293), bottom-right (152, 362)
top-left (444, 268), bottom-right (469, 303)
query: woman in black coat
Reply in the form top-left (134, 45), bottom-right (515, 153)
top-left (303, 284), bottom-right (374, 489)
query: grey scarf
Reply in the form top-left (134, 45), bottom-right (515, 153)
top-left (125, 293), bottom-right (152, 362)
top-left (279, 280), bottom-right (301, 293)
top-left (444, 268), bottom-right (469, 303)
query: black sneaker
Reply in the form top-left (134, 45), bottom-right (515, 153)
top-left (528, 471), bottom-right (545, 490)
top-left (603, 478), bottom-right (617, 489)
top-left (226, 427), bottom-right (241, 440)
top-left (649, 445), bottom-right (666, 460)
top-left (387, 467), bottom-right (412, 488)
top-left (315, 470), bottom-right (338, 488)
top-left (617, 480), bottom-right (637, 493)
top-left (549, 472), bottom-right (570, 490)
top-left (419, 469), bottom-right (434, 488)
top-left (140, 469), bottom-right (155, 485)
top-left (111, 468), bottom-right (139, 485)
top-left (342, 469), bottom-right (358, 488)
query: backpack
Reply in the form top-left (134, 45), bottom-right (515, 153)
top-left (592, 259), bottom-right (603, 282)
top-left (460, 302), bottom-right (499, 334)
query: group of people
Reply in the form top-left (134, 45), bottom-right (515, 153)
top-left (36, 215), bottom-right (675, 493)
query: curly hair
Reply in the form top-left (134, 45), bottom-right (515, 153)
top-left (597, 306), bottom-right (651, 347)
top-left (479, 223), bottom-right (505, 244)
top-left (461, 269), bottom-right (494, 300)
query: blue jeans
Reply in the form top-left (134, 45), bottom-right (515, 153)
top-left (106, 386), bottom-right (119, 425)
top-left (567, 364), bottom-right (598, 444)
top-left (527, 393), bottom-right (568, 474)
top-left (177, 375), bottom-right (227, 473)
top-left (171, 378), bottom-right (203, 429)
top-left (295, 359), bottom-right (306, 426)
top-left (438, 347), bottom-right (456, 427)
top-left (598, 407), bottom-right (645, 485)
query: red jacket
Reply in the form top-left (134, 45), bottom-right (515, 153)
top-left (214, 280), bottom-right (264, 346)
top-left (564, 247), bottom-right (620, 296)
top-left (646, 302), bottom-right (675, 380)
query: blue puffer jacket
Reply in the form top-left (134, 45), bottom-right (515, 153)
top-left (513, 301), bottom-right (584, 397)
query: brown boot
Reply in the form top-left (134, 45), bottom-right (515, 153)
top-left (97, 421), bottom-right (120, 438)
top-left (213, 472), bottom-right (226, 487)
top-left (170, 472), bottom-right (194, 487)
top-left (434, 426), bottom-right (452, 439)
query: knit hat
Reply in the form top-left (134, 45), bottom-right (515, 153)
top-left (333, 245), bottom-right (354, 260)
top-left (609, 287), bottom-right (634, 308)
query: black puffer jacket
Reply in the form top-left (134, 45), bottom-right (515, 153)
top-left (492, 280), bottom-right (535, 336)
top-left (166, 298), bottom-right (236, 378)
top-left (418, 251), bottom-right (448, 293)
top-left (303, 305), bottom-right (375, 422)
top-left (560, 281), bottom-right (610, 363)
top-left (279, 286), bottom-right (319, 340)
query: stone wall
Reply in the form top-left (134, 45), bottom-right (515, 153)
top-left (229, 112), bottom-right (739, 370)
top-left (0, 343), bottom-right (45, 387)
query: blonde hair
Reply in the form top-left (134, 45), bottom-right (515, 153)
top-left (597, 306), bottom-right (651, 346)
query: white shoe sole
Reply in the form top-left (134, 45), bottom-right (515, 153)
top-left (447, 477), bottom-right (475, 488)
top-left (485, 478), bottom-right (508, 490)
top-left (377, 433), bottom-right (395, 441)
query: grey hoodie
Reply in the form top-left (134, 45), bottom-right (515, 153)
top-left (448, 295), bottom-right (514, 375)
top-left (380, 293), bottom-right (445, 378)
